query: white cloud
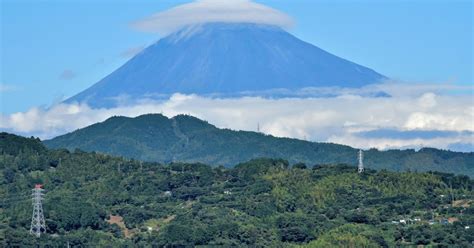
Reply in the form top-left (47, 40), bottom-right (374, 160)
top-left (0, 84), bottom-right (18, 93)
top-left (328, 134), bottom-right (474, 151)
top-left (1, 83), bottom-right (473, 152)
top-left (366, 80), bottom-right (473, 97)
top-left (417, 92), bottom-right (437, 108)
top-left (131, 0), bottom-right (294, 35)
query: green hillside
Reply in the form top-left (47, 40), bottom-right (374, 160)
top-left (44, 114), bottom-right (474, 177)
top-left (1, 133), bottom-right (473, 247)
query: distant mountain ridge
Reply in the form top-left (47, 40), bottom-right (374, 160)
top-left (66, 23), bottom-right (386, 108)
top-left (44, 114), bottom-right (473, 177)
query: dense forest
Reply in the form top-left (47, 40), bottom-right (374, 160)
top-left (44, 114), bottom-right (474, 177)
top-left (1, 133), bottom-right (473, 247)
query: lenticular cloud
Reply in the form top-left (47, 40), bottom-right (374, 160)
top-left (131, 0), bottom-right (294, 35)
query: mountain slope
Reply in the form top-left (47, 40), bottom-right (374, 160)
top-left (43, 114), bottom-right (474, 176)
top-left (66, 23), bottom-right (386, 107)
top-left (3, 133), bottom-right (474, 247)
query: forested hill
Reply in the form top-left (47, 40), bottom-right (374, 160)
top-left (44, 114), bottom-right (474, 177)
top-left (1, 133), bottom-right (473, 247)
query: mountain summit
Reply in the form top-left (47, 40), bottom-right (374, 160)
top-left (44, 114), bottom-right (473, 176)
top-left (67, 23), bottom-right (386, 107)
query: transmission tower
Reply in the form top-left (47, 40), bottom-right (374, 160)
top-left (358, 149), bottom-right (364, 173)
top-left (30, 184), bottom-right (46, 238)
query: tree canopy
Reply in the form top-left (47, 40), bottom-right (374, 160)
top-left (1, 133), bottom-right (473, 247)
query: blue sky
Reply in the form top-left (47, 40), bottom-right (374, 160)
top-left (0, 0), bottom-right (473, 152)
top-left (1, 0), bottom-right (472, 114)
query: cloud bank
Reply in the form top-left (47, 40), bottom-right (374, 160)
top-left (131, 0), bottom-right (294, 35)
top-left (1, 83), bottom-right (472, 152)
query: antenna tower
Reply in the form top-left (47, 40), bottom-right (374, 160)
top-left (30, 184), bottom-right (46, 237)
top-left (358, 149), bottom-right (364, 173)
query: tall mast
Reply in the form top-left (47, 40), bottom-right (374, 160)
top-left (358, 149), bottom-right (364, 173)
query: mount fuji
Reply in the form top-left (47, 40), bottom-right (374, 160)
top-left (66, 23), bottom-right (387, 108)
